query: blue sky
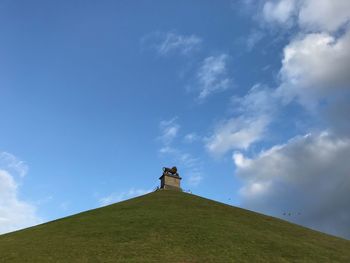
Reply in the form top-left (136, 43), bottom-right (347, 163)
top-left (1, 0), bottom-right (350, 240)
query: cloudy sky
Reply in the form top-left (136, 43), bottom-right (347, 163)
top-left (0, 0), bottom-right (350, 239)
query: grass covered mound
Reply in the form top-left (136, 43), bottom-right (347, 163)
top-left (0, 190), bottom-right (349, 262)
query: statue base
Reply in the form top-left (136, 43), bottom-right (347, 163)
top-left (159, 173), bottom-right (182, 191)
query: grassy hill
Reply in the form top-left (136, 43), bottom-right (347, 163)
top-left (0, 190), bottom-right (349, 262)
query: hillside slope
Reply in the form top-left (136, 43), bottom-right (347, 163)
top-left (0, 190), bottom-right (349, 262)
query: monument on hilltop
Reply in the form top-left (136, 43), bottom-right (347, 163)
top-left (159, 166), bottom-right (182, 191)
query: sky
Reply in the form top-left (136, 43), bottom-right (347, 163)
top-left (0, 0), bottom-right (350, 240)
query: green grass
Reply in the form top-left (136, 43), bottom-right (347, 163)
top-left (0, 190), bottom-right (349, 262)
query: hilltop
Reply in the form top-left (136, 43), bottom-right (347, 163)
top-left (0, 190), bottom-right (349, 262)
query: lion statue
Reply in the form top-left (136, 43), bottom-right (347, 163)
top-left (162, 166), bottom-right (178, 176)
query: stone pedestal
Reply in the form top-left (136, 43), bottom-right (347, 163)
top-left (159, 173), bottom-right (182, 191)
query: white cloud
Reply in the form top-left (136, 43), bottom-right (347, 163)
top-left (184, 133), bottom-right (199, 143)
top-left (261, 0), bottom-right (350, 135)
top-left (298, 0), bottom-right (350, 32)
top-left (259, 0), bottom-right (350, 111)
top-left (99, 188), bottom-right (152, 206)
top-left (277, 31), bottom-right (350, 106)
top-left (206, 85), bottom-right (276, 155)
top-left (325, 95), bottom-right (350, 135)
top-left (0, 152), bottom-right (28, 178)
top-left (206, 115), bottom-right (270, 155)
top-left (263, 0), bottom-right (297, 25)
top-left (0, 169), bottom-right (42, 234)
top-left (231, 84), bottom-right (276, 114)
top-left (238, 0), bottom-right (350, 240)
top-left (234, 132), bottom-right (350, 239)
top-left (159, 146), bottom-right (177, 154)
top-left (155, 32), bottom-right (202, 56)
top-left (158, 118), bottom-right (180, 146)
top-left (196, 54), bottom-right (231, 100)
top-left (261, 0), bottom-right (350, 32)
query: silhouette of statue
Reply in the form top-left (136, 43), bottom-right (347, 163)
top-left (162, 166), bottom-right (179, 177)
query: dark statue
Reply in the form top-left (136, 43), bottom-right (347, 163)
top-left (162, 166), bottom-right (179, 177)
